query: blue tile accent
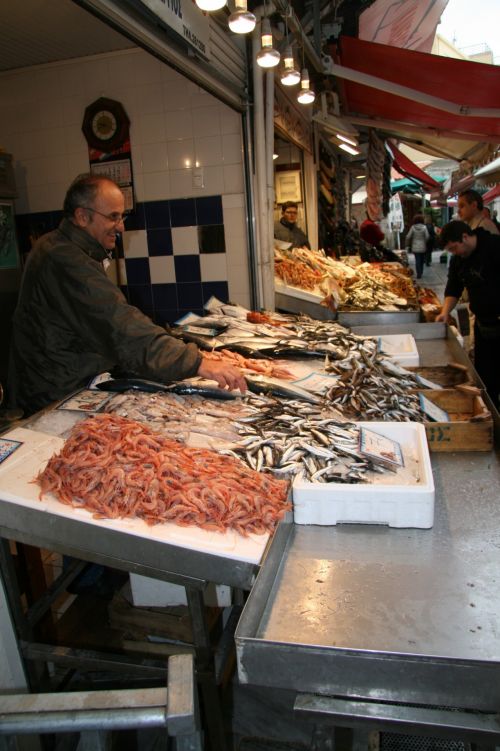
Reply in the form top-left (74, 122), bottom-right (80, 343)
top-left (170, 198), bottom-right (196, 227)
top-left (125, 258), bottom-right (151, 285)
top-left (147, 227), bottom-right (173, 256)
top-left (144, 199), bottom-right (171, 229)
top-left (198, 224), bottom-right (226, 254)
top-left (196, 195), bottom-right (223, 225)
top-left (152, 283), bottom-right (178, 309)
top-left (125, 202), bottom-right (146, 231)
top-left (202, 281), bottom-right (229, 304)
top-left (128, 284), bottom-right (153, 313)
top-left (176, 282), bottom-right (203, 309)
top-left (174, 254), bottom-right (201, 283)
top-left (154, 309), bottom-right (180, 326)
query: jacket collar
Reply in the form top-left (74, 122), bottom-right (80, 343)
top-left (58, 217), bottom-right (110, 263)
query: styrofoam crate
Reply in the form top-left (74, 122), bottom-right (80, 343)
top-left (378, 334), bottom-right (420, 367)
top-left (129, 575), bottom-right (232, 607)
top-left (292, 422), bottom-right (434, 529)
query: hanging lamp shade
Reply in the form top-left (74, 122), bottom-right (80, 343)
top-left (196, 0), bottom-right (226, 11)
top-left (228, 0), bottom-right (256, 32)
top-left (297, 68), bottom-right (315, 104)
top-left (280, 45), bottom-right (300, 85)
top-left (256, 18), bottom-right (280, 68)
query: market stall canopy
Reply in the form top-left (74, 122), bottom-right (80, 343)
top-left (481, 184), bottom-right (500, 205)
top-left (386, 142), bottom-right (440, 189)
top-left (329, 36), bottom-right (500, 163)
top-left (474, 156), bottom-right (500, 184)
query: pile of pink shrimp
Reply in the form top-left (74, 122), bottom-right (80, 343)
top-left (36, 413), bottom-right (290, 536)
top-left (203, 348), bottom-right (294, 380)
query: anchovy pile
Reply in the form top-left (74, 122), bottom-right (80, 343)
top-left (226, 396), bottom-right (392, 484)
top-left (324, 349), bottom-right (423, 421)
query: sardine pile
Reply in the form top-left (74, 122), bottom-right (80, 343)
top-left (226, 395), bottom-right (393, 484)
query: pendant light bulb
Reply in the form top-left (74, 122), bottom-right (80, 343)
top-left (228, 0), bottom-right (256, 33)
top-left (280, 45), bottom-right (301, 86)
top-left (297, 68), bottom-right (315, 104)
top-left (196, 0), bottom-right (226, 11)
top-left (256, 18), bottom-right (281, 68)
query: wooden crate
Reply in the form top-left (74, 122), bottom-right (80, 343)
top-left (408, 362), bottom-right (473, 388)
top-left (419, 390), bottom-right (493, 452)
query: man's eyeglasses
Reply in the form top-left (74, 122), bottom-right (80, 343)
top-left (81, 207), bottom-right (129, 225)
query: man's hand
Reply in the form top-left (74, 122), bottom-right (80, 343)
top-left (435, 311), bottom-right (449, 323)
top-left (197, 357), bottom-right (247, 393)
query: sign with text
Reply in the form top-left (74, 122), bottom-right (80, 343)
top-left (139, 0), bottom-right (210, 59)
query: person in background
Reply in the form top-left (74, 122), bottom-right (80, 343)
top-left (457, 189), bottom-right (499, 235)
top-left (274, 201), bottom-right (311, 249)
top-left (424, 215), bottom-right (436, 267)
top-left (405, 214), bottom-right (429, 279)
top-left (8, 173), bottom-right (246, 418)
top-left (359, 214), bottom-right (385, 252)
top-left (436, 221), bottom-right (500, 410)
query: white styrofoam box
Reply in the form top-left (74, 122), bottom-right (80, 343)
top-left (378, 334), bottom-right (419, 367)
top-left (274, 279), bottom-right (325, 304)
top-left (293, 422), bottom-right (434, 529)
top-left (129, 575), bottom-right (232, 607)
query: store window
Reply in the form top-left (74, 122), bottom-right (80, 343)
top-left (273, 136), bottom-right (307, 240)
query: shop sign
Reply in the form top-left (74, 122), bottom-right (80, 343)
top-left (138, 0), bottom-right (210, 59)
top-left (388, 192), bottom-right (404, 231)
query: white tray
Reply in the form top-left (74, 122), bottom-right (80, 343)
top-left (292, 422), bottom-right (434, 529)
top-left (378, 333), bottom-right (419, 367)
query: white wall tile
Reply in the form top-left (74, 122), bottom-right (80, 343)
top-left (108, 54), bottom-right (140, 89)
top-left (201, 165), bottom-right (224, 195)
top-left (149, 256), bottom-right (176, 284)
top-left (133, 52), bottom-right (163, 85)
top-left (64, 127), bottom-right (87, 155)
top-left (222, 194), bottom-right (245, 210)
top-left (222, 134), bottom-right (243, 165)
top-left (138, 112), bottom-right (166, 144)
top-left (27, 182), bottom-right (66, 212)
top-left (172, 226), bottom-right (199, 255)
top-left (192, 106), bottom-right (221, 137)
top-left (141, 142), bottom-right (168, 173)
top-left (142, 171), bottom-right (171, 201)
top-left (123, 229), bottom-right (148, 258)
top-left (40, 127), bottom-right (69, 158)
top-left (11, 102), bottom-right (38, 134)
top-left (200, 253), bottom-right (228, 282)
top-left (132, 172), bottom-right (145, 203)
top-left (25, 155), bottom-right (69, 187)
top-left (34, 68), bottom-right (62, 98)
top-left (191, 87), bottom-right (217, 109)
top-left (81, 58), bottom-right (110, 99)
top-left (169, 168), bottom-right (194, 199)
top-left (223, 163), bottom-right (245, 193)
top-left (227, 260), bottom-right (251, 299)
top-left (167, 139), bottom-right (195, 171)
top-left (131, 144), bottom-right (143, 175)
top-left (58, 63), bottom-right (84, 92)
top-left (223, 206), bottom-right (248, 242)
top-left (163, 80), bottom-right (198, 111)
top-left (133, 83), bottom-right (164, 115)
top-left (61, 95), bottom-right (88, 127)
top-left (220, 105), bottom-right (241, 135)
top-left (118, 258), bottom-right (128, 285)
top-left (165, 110), bottom-right (193, 141)
top-left (67, 151), bottom-right (90, 178)
top-left (195, 135), bottom-right (222, 167)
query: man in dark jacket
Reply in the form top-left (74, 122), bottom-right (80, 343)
top-left (8, 174), bottom-right (246, 416)
top-left (274, 202), bottom-right (311, 249)
top-left (436, 220), bottom-right (500, 410)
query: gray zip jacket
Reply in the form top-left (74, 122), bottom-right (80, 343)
top-left (8, 218), bottom-right (201, 414)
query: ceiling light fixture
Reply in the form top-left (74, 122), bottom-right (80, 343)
top-left (256, 17), bottom-right (280, 68)
top-left (195, 0), bottom-right (226, 11)
top-left (338, 142), bottom-right (361, 156)
top-left (228, 0), bottom-right (256, 33)
top-left (297, 68), bottom-right (315, 104)
top-left (336, 133), bottom-right (358, 147)
top-left (280, 45), bottom-right (301, 86)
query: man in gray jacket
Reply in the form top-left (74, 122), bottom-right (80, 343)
top-left (8, 174), bottom-right (245, 416)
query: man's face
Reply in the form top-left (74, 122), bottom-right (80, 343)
top-left (445, 233), bottom-right (476, 258)
top-left (283, 207), bottom-right (298, 224)
top-left (457, 196), bottom-right (479, 222)
top-left (76, 182), bottom-right (126, 251)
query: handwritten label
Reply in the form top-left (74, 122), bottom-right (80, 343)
top-left (359, 428), bottom-right (404, 469)
top-left (292, 371), bottom-right (339, 394)
top-left (0, 438), bottom-right (22, 464)
top-left (419, 393), bottom-right (450, 423)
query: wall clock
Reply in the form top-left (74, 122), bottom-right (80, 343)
top-left (82, 97), bottom-right (130, 152)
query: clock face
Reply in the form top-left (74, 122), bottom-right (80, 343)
top-left (91, 110), bottom-right (118, 141)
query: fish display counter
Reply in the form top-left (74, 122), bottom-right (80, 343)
top-left (274, 246), bottom-right (422, 326)
top-left (235, 325), bottom-right (500, 741)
